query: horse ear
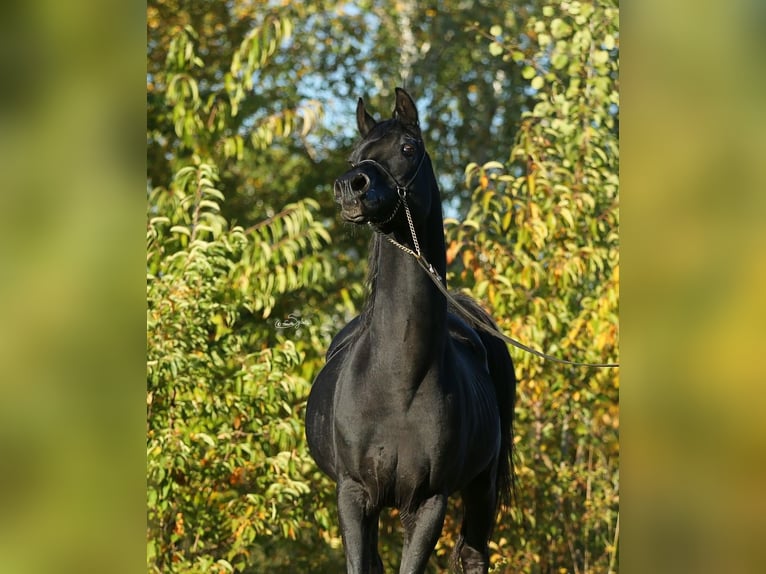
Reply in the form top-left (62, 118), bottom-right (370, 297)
top-left (393, 87), bottom-right (420, 128)
top-left (356, 97), bottom-right (377, 137)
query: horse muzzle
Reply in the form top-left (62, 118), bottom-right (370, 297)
top-left (334, 171), bottom-right (371, 223)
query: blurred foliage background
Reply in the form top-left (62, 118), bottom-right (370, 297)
top-left (5, 0), bottom-right (766, 573)
top-left (146, 1), bottom-right (619, 572)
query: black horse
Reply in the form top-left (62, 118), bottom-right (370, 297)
top-left (305, 88), bottom-right (516, 574)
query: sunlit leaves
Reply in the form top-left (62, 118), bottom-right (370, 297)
top-left (163, 27), bottom-right (207, 147)
top-left (229, 16), bottom-right (293, 115)
top-left (154, 8), bottom-right (323, 172)
top-left (147, 162), bottom-right (334, 571)
top-left (250, 100), bottom-right (324, 150)
top-left (148, 9), bottom-right (332, 566)
top-left (240, 198), bottom-right (332, 318)
top-left (550, 18), bottom-right (573, 39)
top-left (458, 2), bottom-right (619, 572)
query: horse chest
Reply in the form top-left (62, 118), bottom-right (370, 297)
top-left (333, 387), bottom-right (454, 504)
top-left (339, 428), bottom-right (439, 507)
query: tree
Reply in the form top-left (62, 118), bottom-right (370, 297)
top-left (446, 2), bottom-right (620, 571)
top-left (146, 5), bottom-right (342, 571)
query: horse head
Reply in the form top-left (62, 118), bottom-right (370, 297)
top-left (334, 88), bottom-right (434, 234)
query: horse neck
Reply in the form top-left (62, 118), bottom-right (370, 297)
top-left (366, 178), bottom-right (448, 366)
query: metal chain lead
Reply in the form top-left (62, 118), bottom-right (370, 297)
top-left (402, 188), bottom-right (420, 256)
top-left (382, 195), bottom-right (441, 282)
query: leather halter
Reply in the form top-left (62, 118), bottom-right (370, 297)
top-left (352, 150), bottom-right (441, 281)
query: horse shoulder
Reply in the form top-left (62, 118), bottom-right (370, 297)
top-left (306, 316), bottom-right (364, 479)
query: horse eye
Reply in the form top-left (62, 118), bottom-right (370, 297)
top-left (401, 143), bottom-right (416, 157)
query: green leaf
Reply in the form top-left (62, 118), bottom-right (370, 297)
top-left (560, 207), bottom-right (575, 229)
top-left (551, 18), bottom-right (572, 39)
top-left (170, 225), bottom-right (191, 236)
top-left (552, 52), bottom-right (568, 70)
top-left (502, 210), bottom-right (512, 231)
top-left (522, 65), bottom-right (536, 80)
top-left (196, 433), bottom-right (216, 447)
top-left (592, 50), bottom-right (610, 66)
top-left (198, 199), bottom-right (221, 212)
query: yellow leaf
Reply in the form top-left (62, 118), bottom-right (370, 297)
top-left (446, 240), bottom-right (460, 265)
top-left (502, 211), bottom-right (512, 231)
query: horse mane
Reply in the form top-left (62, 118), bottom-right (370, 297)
top-left (447, 292), bottom-right (496, 331)
top-left (360, 232), bottom-right (381, 326)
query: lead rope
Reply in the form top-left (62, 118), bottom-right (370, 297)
top-left (381, 194), bottom-right (619, 369)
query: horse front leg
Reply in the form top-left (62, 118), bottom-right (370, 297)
top-left (337, 478), bottom-right (382, 574)
top-left (398, 493), bottom-right (447, 574)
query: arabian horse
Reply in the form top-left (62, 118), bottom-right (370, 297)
top-left (305, 88), bottom-right (517, 574)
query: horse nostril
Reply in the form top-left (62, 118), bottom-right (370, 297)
top-left (350, 173), bottom-right (370, 194)
top-left (334, 172), bottom-right (369, 202)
